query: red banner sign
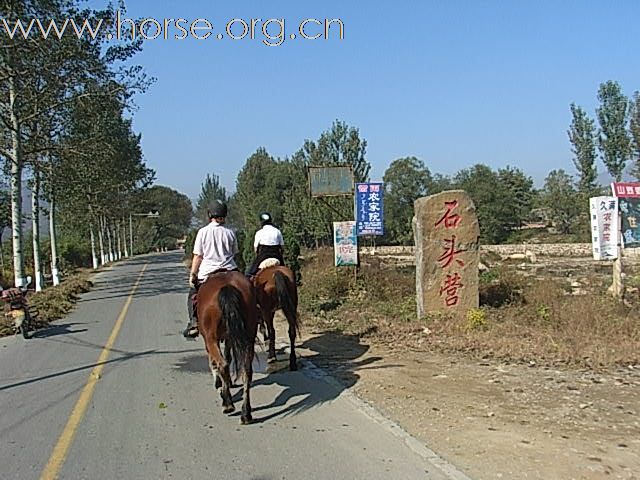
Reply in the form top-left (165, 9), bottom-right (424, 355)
top-left (612, 182), bottom-right (640, 198)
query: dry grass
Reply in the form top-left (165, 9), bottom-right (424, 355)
top-left (299, 248), bottom-right (640, 370)
top-left (0, 272), bottom-right (93, 337)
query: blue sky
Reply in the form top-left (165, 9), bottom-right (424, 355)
top-left (93, 1), bottom-right (640, 198)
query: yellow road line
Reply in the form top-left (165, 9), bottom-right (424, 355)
top-left (40, 263), bottom-right (149, 480)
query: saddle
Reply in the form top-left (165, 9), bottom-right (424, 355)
top-left (258, 258), bottom-right (281, 270)
top-left (206, 267), bottom-right (239, 279)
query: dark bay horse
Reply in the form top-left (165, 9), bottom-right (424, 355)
top-left (253, 265), bottom-right (300, 371)
top-left (197, 271), bottom-right (258, 424)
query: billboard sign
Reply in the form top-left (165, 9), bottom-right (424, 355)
top-left (611, 182), bottom-right (640, 248)
top-left (333, 221), bottom-right (358, 267)
top-left (355, 182), bottom-right (384, 236)
top-left (589, 196), bottom-right (619, 260)
top-left (611, 182), bottom-right (640, 198)
top-left (619, 197), bottom-right (640, 248)
top-left (308, 166), bottom-right (354, 197)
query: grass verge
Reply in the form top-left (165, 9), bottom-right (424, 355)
top-left (299, 248), bottom-right (640, 370)
top-left (1, 272), bottom-right (93, 337)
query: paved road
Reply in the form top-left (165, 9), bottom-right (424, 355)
top-left (1, 252), bottom-right (461, 480)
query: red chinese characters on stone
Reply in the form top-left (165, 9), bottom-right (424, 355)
top-left (437, 235), bottom-right (465, 269)
top-left (435, 200), bottom-right (462, 229)
top-left (440, 272), bottom-right (463, 306)
top-left (435, 199), bottom-right (466, 308)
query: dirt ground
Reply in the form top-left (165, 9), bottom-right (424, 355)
top-left (280, 319), bottom-right (640, 480)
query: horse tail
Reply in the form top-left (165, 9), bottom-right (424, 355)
top-left (218, 285), bottom-right (253, 377)
top-left (274, 271), bottom-right (300, 339)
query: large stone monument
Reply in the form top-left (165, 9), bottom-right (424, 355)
top-left (413, 190), bottom-right (480, 318)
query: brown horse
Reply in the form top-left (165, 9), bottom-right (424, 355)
top-left (253, 265), bottom-right (301, 371)
top-left (197, 271), bottom-right (258, 424)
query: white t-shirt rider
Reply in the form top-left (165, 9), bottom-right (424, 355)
top-left (193, 220), bottom-right (239, 281)
top-left (253, 224), bottom-right (284, 251)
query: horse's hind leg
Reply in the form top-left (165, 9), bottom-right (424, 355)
top-left (288, 317), bottom-right (298, 371)
top-left (240, 351), bottom-right (254, 425)
top-left (257, 305), bottom-right (269, 341)
top-left (207, 342), bottom-right (234, 414)
top-left (266, 310), bottom-right (276, 362)
top-left (223, 341), bottom-right (238, 388)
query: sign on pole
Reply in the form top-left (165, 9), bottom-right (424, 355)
top-left (355, 182), bottom-right (384, 236)
top-left (333, 221), bottom-right (358, 267)
top-left (308, 166), bottom-right (354, 197)
top-left (611, 182), bottom-right (640, 248)
top-left (619, 198), bottom-right (640, 248)
top-left (611, 182), bottom-right (640, 198)
top-left (589, 196), bottom-right (619, 260)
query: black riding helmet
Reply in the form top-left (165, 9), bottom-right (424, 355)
top-left (208, 200), bottom-right (228, 219)
top-left (260, 212), bottom-right (273, 226)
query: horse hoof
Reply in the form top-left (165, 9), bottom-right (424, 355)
top-left (241, 415), bottom-right (253, 425)
top-left (290, 363), bottom-right (298, 371)
top-left (223, 405), bottom-right (235, 414)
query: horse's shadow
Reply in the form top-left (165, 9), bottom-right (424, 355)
top-left (226, 330), bottom-right (398, 423)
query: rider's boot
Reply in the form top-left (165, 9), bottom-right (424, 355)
top-left (182, 320), bottom-right (199, 339)
top-left (183, 292), bottom-right (199, 339)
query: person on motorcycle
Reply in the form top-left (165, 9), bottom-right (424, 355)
top-left (183, 200), bottom-right (239, 338)
top-left (245, 212), bottom-right (285, 278)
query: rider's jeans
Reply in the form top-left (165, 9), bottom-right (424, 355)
top-left (186, 286), bottom-right (197, 326)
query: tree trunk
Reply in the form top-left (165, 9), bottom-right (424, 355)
top-left (105, 218), bottom-right (113, 262)
top-left (116, 224), bottom-right (122, 260)
top-left (31, 170), bottom-right (43, 292)
top-left (122, 218), bottom-right (128, 257)
top-left (49, 192), bottom-right (60, 285)
top-left (98, 217), bottom-right (105, 265)
top-left (89, 223), bottom-right (98, 270)
top-left (0, 227), bottom-right (4, 277)
top-left (9, 76), bottom-right (25, 287)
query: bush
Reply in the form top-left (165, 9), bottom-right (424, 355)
top-left (465, 308), bottom-right (488, 330)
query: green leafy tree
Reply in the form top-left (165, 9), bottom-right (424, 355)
top-left (382, 157), bottom-right (432, 245)
top-left (57, 84), bottom-right (154, 265)
top-left (540, 170), bottom-right (581, 234)
top-left (497, 166), bottom-right (535, 228)
top-left (234, 148), bottom-right (277, 261)
top-left (630, 92), bottom-right (640, 180)
top-left (282, 224), bottom-right (302, 284)
top-left (290, 120), bottom-right (371, 245)
top-left (429, 174), bottom-right (453, 194)
top-left (452, 164), bottom-right (516, 243)
top-left (0, 1), bottom-right (147, 283)
top-left (568, 103), bottom-right (599, 195)
top-left (596, 81), bottom-right (631, 181)
top-left (133, 186), bottom-right (193, 251)
top-left (195, 174), bottom-right (227, 225)
top-left (307, 120), bottom-right (370, 182)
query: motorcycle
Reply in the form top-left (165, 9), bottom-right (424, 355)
top-left (1, 276), bottom-right (33, 339)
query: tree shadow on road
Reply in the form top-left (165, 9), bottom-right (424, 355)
top-left (74, 252), bottom-right (189, 305)
top-left (0, 347), bottom-right (201, 392)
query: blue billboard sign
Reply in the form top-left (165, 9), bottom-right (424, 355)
top-left (355, 182), bottom-right (384, 236)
